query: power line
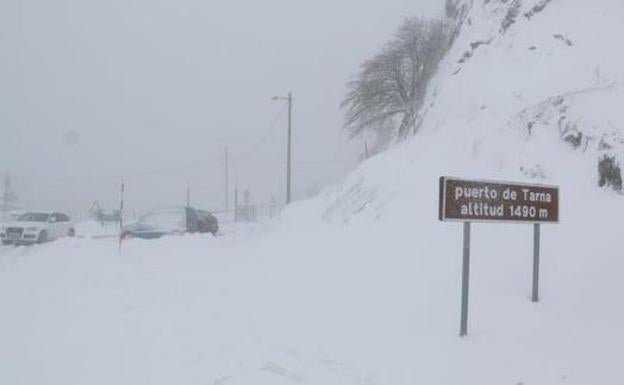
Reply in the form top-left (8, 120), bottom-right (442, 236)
top-left (7, 103), bottom-right (355, 185)
top-left (234, 104), bottom-right (288, 163)
top-left (9, 156), bottom-right (353, 185)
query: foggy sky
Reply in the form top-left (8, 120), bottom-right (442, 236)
top-left (0, 0), bottom-right (442, 217)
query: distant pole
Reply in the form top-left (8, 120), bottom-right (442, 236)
top-left (286, 92), bottom-right (292, 204)
top-left (225, 147), bottom-right (229, 210)
top-left (234, 186), bottom-right (239, 222)
top-left (120, 183), bottom-right (124, 223)
top-left (272, 92), bottom-right (293, 205)
top-left (532, 223), bottom-right (541, 302)
top-left (460, 221), bottom-right (471, 337)
top-left (186, 184), bottom-right (191, 208)
top-left (119, 182), bottom-right (125, 254)
top-left (364, 141), bottom-right (369, 159)
top-left (1, 175), bottom-right (10, 222)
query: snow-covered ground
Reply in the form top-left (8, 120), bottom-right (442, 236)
top-left (1, 177), bottom-right (623, 385)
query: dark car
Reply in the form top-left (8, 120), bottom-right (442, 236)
top-left (121, 207), bottom-right (217, 239)
top-left (197, 209), bottom-right (219, 235)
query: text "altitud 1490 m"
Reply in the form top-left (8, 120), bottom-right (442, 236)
top-left (439, 177), bottom-right (559, 223)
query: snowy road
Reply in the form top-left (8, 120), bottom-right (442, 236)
top-left (1, 196), bottom-right (624, 385)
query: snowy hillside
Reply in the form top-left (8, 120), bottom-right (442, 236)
top-left (324, 0), bottom-right (624, 222)
top-left (1, 1), bottom-right (624, 385)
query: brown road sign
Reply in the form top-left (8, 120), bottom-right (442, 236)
top-left (439, 177), bottom-right (559, 223)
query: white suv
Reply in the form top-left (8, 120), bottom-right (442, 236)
top-left (1, 212), bottom-right (75, 245)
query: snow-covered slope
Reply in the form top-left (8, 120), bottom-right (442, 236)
top-left (323, 0), bottom-right (624, 223)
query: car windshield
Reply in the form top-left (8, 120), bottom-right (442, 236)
top-left (18, 213), bottom-right (50, 222)
top-left (139, 209), bottom-right (186, 231)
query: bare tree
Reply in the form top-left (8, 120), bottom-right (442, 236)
top-left (341, 18), bottom-right (453, 142)
top-left (445, 0), bottom-right (462, 19)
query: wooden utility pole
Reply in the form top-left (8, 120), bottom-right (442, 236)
top-left (2, 175), bottom-right (13, 222)
top-left (118, 182), bottom-right (125, 254)
top-left (1, 175), bottom-right (9, 212)
top-left (272, 92), bottom-right (293, 204)
top-left (225, 147), bottom-right (229, 210)
top-left (234, 186), bottom-right (238, 222)
top-left (286, 92), bottom-right (292, 204)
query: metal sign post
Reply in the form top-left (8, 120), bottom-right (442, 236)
top-left (439, 176), bottom-right (559, 337)
top-left (460, 221), bottom-right (471, 337)
top-left (532, 223), bottom-right (541, 302)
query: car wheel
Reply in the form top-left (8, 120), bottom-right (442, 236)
top-left (68, 228), bottom-right (76, 237)
top-left (1, 241), bottom-right (11, 246)
top-left (37, 231), bottom-right (48, 244)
